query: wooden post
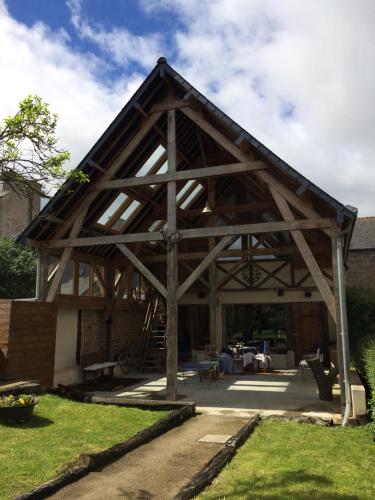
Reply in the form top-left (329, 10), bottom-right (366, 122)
top-left (36, 247), bottom-right (48, 300)
top-left (208, 179), bottom-right (217, 346)
top-left (166, 109), bottom-right (178, 401)
top-left (105, 264), bottom-right (115, 360)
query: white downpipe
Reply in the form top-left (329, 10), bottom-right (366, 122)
top-left (336, 233), bottom-right (352, 426)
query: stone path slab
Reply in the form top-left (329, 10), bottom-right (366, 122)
top-left (51, 413), bottom-right (249, 500)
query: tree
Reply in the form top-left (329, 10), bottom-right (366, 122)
top-left (0, 237), bottom-right (37, 299)
top-left (0, 95), bottom-right (88, 196)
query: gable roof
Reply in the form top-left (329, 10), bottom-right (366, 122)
top-left (18, 57), bottom-right (357, 257)
top-left (350, 217), bottom-right (375, 250)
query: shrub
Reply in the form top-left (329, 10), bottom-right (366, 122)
top-left (346, 286), bottom-right (375, 373)
top-left (0, 237), bottom-right (36, 299)
top-left (347, 286), bottom-right (375, 425)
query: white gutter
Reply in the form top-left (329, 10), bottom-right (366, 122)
top-left (336, 233), bottom-right (352, 426)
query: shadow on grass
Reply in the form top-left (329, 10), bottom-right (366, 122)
top-left (206, 469), bottom-right (361, 500)
top-left (0, 415), bottom-right (54, 428)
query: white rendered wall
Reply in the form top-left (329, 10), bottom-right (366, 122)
top-left (53, 309), bottom-right (81, 386)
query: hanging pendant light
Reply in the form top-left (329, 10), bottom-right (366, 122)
top-left (201, 201), bottom-right (213, 214)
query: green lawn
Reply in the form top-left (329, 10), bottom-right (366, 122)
top-left (199, 420), bottom-right (375, 500)
top-left (0, 394), bottom-right (167, 499)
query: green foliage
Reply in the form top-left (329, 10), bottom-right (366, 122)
top-left (346, 286), bottom-right (375, 372)
top-left (0, 394), bottom-right (167, 498)
top-left (347, 286), bottom-right (375, 425)
top-left (0, 394), bottom-right (38, 407)
top-left (0, 237), bottom-right (36, 299)
top-left (0, 95), bottom-right (88, 196)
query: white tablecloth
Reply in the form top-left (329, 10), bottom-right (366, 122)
top-left (242, 352), bottom-right (254, 367)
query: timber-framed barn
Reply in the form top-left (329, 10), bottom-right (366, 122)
top-left (5, 57), bottom-right (356, 410)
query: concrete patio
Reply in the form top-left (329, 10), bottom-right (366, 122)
top-left (95, 369), bottom-right (342, 422)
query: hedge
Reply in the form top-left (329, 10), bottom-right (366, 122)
top-left (346, 286), bottom-right (375, 427)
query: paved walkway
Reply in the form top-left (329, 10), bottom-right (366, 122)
top-left (93, 370), bottom-right (342, 422)
top-left (51, 413), bottom-right (248, 500)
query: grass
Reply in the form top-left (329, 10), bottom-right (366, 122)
top-left (0, 394), bottom-right (167, 499)
top-left (199, 420), bottom-right (375, 500)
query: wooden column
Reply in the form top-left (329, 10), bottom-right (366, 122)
top-left (36, 247), bottom-right (48, 300)
top-left (166, 109), bottom-right (178, 401)
top-left (105, 264), bottom-right (115, 360)
top-left (208, 179), bottom-right (217, 346)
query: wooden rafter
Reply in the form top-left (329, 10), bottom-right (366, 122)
top-left (116, 243), bottom-right (167, 298)
top-left (270, 186), bottom-right (336, 321)
top-left (53, 111), bottom-right (163, 240)
top-left (177, 235), bottom-right (233, 300)
top-left (180, 106), bottom-right (332, 238)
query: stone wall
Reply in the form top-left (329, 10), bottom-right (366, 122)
top-left (81, 310), bottom-right (106, 358)
top-left (112, 306), bottom-right (146, 358)
top-left (346, 249), bottom-right (375, 289)
top-left (79, 307), bottom-right (146, 361)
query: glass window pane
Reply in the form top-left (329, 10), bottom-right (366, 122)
top-left (93, 265), bottom-right (105, 297)
top-left (136, 145), bottom-right (166, 177)
top-left (112, 200), bottom-right (141, 230)
top-left (47, 255), bottom-right (59, 281)
top-left (97, 193), bottom-right (128, 226)
top-left (180, 184), bottom-right (204, 209)
top-left (78, 262), bottom-right (90, 296)
top-left (61, 259), bottom-right (74, 295)
top-left (156, 160), bottom-right (168, 175)
top-left (177, 180), bottom-right (194, 202)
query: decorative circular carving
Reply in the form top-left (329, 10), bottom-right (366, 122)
top-left (242, 263), bottom-right (261, 286)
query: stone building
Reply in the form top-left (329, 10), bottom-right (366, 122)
top-left (0, 182), bottom-right (41, 237)
top-left (346, 217), bottom-right (375, 289)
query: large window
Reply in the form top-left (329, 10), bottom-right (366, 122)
top-left (47, 256), bottom-right (106, 297)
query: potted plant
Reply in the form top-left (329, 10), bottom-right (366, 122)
top-left (0, 394), bottom-right (38, 423)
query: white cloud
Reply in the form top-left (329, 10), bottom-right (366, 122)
top-left (67, 0), bottom-right (164, 69)
top-left (1, 0), bottom-right (374, 216)
top-left (141, 0), bottom-right (375, 215)
top-left (0, 0), bottom-right (144, 173)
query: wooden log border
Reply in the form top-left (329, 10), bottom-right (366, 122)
top-left (16, 404), bottom-right (195, 500)
top-left (174, 414), bottom-right (261, 500)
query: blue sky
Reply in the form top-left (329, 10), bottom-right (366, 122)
top-left (1, 0), bottom-right (375, 214)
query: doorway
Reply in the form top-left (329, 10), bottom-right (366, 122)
top-left (178, 305), bottom-right (209, 358)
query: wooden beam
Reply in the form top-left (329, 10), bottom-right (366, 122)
top-left (48, 218), bottom-right (334, 249)
top-left (270, 187), bottom-right (336, 321)
top-left (177, 236), bottom-right (233, 300)
top-left (94, 161), bottom-right (266, 191)
top-left (53, 111), bottom-right (163, 239)
top-left (116, 243), bottom-right (167, 298)
top-left (46, 208), bottom-right (88, 302)
top-left (138, 244), bottom-right (329, 263)
top-left (150, 99), bottom-right (191, 113)
top-left (180, 106), bottom-right (331, 237)
top-left (166, 109), bottom-right (178, 401)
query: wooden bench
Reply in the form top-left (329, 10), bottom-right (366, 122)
top-left (81, 352), bottom-right (117, 382)
top-left (82, 362), bottom-right (118, 382)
